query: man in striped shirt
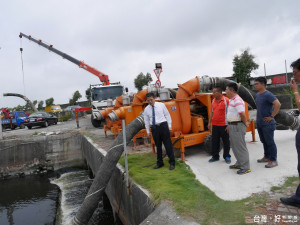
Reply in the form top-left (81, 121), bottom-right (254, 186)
top-left (225, 83), bottom-right (251, 175)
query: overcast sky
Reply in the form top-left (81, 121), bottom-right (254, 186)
top-left (1, 0), bottom-right (299, 108)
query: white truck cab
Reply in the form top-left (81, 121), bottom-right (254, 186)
top-left (86, 82), bottom-right (126, 127)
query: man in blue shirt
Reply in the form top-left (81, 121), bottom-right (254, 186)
top-left (254, 77), bottom-right (281, 168)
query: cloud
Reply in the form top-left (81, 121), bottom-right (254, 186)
top-left (1, 0), bottom-right (299, 108)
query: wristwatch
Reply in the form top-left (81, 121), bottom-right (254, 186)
top-left (270, 115), bottom-right (274, 118)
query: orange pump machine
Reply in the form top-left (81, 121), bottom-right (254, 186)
top-left (106, 76), bottom-right (256, 160)
top-left (100, 95), bottom-right (124, 138)
top-left (162, 92), bottom-right (255, 161)
top-left (106, 89), bottom-right (150, 147)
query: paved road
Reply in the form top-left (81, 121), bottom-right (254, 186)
top-left (1, 115), bottom-right (96, 139)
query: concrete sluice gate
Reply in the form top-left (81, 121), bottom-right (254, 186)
top-left (0, 131), bottom-right (155, 225)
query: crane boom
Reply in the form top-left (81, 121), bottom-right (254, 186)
top-left (19, 32), bottom-right (110, 85)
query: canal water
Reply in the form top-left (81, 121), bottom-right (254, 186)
top-left (0, 170), bottom-right (114, 225)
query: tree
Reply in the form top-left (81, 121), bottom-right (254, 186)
top-left (69, 90), bottom-right (82, 105)
top-left (38, 101), bottom-right (44, 111)
top-left (13, 105), bottom-right (24, 111)
top-left (24, 102), bottom-right (32, 112)
top-left (45, 97), bottom-right (54, 107)
top-left (25, 100), bottom-right (37, 112)
top-left (232, 48), bottom-right (259, 88)
top-left (134, 72), bottom-right (153, 91)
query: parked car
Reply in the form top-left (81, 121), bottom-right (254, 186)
top-left (24, 112), bottom-right (58, 129)
top-left (64, 105), bottom-right (82, 112)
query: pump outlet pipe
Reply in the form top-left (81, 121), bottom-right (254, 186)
top-left (73, 114), bottom-right (145, 225)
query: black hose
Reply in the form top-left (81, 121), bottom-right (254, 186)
top-left (200, 76), bottom-right (299, 130)
top-left (168, 88), bottom-right (177, 99)
top-left (73, 115), bottom-right (145, 225)
top-left (213, 77), bottom-right (257, 109)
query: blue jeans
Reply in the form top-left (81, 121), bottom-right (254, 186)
top-left (257, 123), bottom-right (277, 161)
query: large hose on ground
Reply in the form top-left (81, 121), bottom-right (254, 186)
top-left (199, 75), bottom-right (299, 130)
top-left (73, 115), bottom-right (145, 225)
top-left (3, 93), bottom-right (38, 112)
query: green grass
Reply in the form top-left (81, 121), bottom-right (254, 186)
top-left (271, 176), bottom-right (299, 192)
top-left (119, 153), bottom-right (257, 225)
top-left (59, 112), bottom-right (71, 122)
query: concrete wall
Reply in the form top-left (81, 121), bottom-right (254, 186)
top-left (0, 133), bottom-right (154, 225)
top-left (0, 133), bottom-right (84, 175)
top-left (81, 136), bottom-right (155, 225)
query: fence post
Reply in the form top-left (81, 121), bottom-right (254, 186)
top-left (122, 120), bottom-right (129, 190)
top-left (0, 114), bottom-right (3, 140)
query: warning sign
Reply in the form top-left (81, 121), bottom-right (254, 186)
top-left (155, 80), bottom-right (161, 88)
top-left (154, 68), bottom-right (162, 79)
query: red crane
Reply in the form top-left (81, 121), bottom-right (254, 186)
top-left (19, 32), bottom-right (110, 85)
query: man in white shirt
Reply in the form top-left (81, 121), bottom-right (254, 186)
top-left (144, 92), bottom-right (175, 170)
top-left (225, 83), bottom-right (251, 175)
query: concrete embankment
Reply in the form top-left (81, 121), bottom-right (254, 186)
top-left (0, 132), bottom-right (84, 177)
top-left (0, 132), bottom-right (155, 225)
top-left (0, 130), bottom-right (199, 225)
top-left (81, 136), bottom-right (155, 225)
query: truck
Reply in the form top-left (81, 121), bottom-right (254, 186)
top-left (19, 32), bottom-right (126, 127)
top-left (1, 111), bottom-right (28, 130)
top-left (86, 83), bottom-right (125, 127)
top-left (45, 105), bottom-right (63, 114)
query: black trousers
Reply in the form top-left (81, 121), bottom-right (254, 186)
top-left (211, 125), bottom-right (231, 160)
top-left (152, 122), bottom-right (175, 166)
top-left (292, 127), bottom-right (300, 202)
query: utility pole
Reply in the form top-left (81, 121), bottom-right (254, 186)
top-left (285, 60), bottom-right (288, 83)
top-left (0, 112), bottom-right (3, 140)
top-left (264, 63), bottom-right (267, 78)
top-left (0, 47), bottom-right (2, 140)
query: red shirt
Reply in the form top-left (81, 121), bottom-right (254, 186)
top-left (211, 96), bottom-right (229, 126)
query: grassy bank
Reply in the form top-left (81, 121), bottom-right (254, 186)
top-left (119, 153), bottom-right (260, 225)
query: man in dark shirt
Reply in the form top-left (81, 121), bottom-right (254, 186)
top-left (280, 58), bottom-right (300, 207)
top-left (254, 77), bottom-right (281, 168)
